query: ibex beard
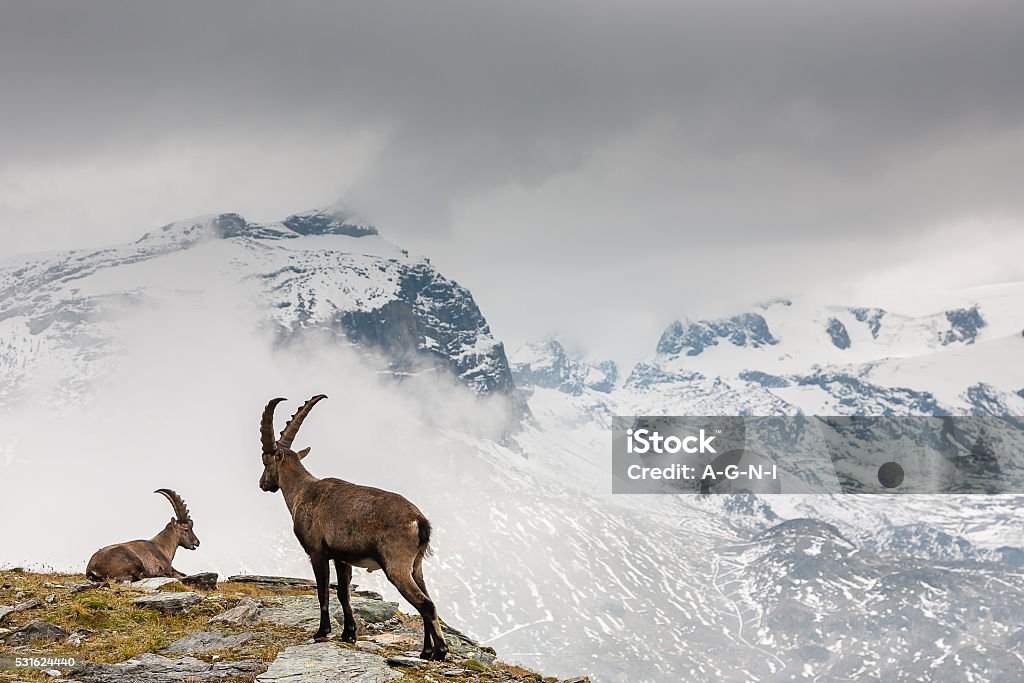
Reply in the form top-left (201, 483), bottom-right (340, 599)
top-left (259, 395), bottom-right (448, 661)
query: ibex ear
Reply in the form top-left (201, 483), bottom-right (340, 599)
top-left (297, 447), bottom-right (311, 460)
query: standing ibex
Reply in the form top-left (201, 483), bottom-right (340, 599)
top-left (86, 489), bottom-right (200, 582)
top-left (259, 395), bottom-right (448, 660)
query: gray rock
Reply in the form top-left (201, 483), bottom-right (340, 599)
top-left (15, 597), bottom-right (43, 612)
top-left (133, 591), bottom-right (202, 614)
top-left (130, 577), bottom-right (180, 593)
top-left (258, 594), bottom-right (399, 631)
top-left (0, 597), bottom-right (43, 622)
top-left (71, 652), bottom-right (263, 683)
top-left (385, 655), bottom-right (426, 667)
top-left (367, 631), bottom-right (419, 648)
top-left (352, 598), bottom-right (400, 625)
top-left (209, 597), bottom-right (260, 626)
top-left (256, 642), bottom-right (401, 682)
top-left (226, 574), bottom-right (336, 589)
top-left (451, 642), bottom-right (497, 665)
top-left (446, 631), bottom-right (496, 665)
top-left (352, 590), bottom-right (383, 601)
top-left (4, 620), bottom-right (70, 645)
top-left (180, 572), bottom-right (218, 590)
top-left (161, 629), bottom-right (252, 654)
top-left (381, 624), bottom-right (496, 665)
top-left (388, 622), bottom-right (496, 665)
top-left (70, 581), bottom-right (102, 593)
top-left (355, 641), bottom-right (383, 653)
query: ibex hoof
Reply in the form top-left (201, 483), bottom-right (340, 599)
top-left (313, 631), bottom-right (330, 642)
top-left (422, 648), bottom-right (448, 662)
top-left (341, 628), bottom-right (357, 643)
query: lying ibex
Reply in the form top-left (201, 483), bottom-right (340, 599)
top-left (259, 395), bottom-right (448, 660)
top-left (86, 489), bottom-right (200, 582)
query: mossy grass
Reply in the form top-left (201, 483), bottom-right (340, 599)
top-left (155, 580), bottom-right (188, 592)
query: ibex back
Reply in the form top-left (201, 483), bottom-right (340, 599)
top-left (259, 395), bottom-right (448, 660)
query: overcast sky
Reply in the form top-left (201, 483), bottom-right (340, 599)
top-left (2, 1), bottom-right (1023, 362)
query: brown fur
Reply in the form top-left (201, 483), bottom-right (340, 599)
top-left (259, 395), bottom-right (448, 660)
top-left (85, 490), bottom-right (200, 582)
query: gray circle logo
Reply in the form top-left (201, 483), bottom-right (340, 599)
top-left (877, 461), bottom-right (905, 489)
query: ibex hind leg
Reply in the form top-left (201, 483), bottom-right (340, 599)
top-left (409, 562), bottom-right (433, 660)
top-left (386, 563), bottom-right (448, 661)
top-left (310, 552), bottom-right (333, 641)
top-left (334, 559), bottom-right (357, 642)
top-left (413, 557), bottom-right (448, 660)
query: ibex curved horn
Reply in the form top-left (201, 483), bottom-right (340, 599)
top-left (261, 397), bottom-right (287, 454)
top-left (155, 489), bottom-right (191, 523)
top-left (278, 394), bottom-right (328, 449)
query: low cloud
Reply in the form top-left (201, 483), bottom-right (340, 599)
top-left (0, 281), bottom-right (516, 576)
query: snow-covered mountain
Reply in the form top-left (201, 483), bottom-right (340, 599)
top-left (508, 288), bottom-right (1024, 422)
top-left (501, 293), bottom-right (1024, 679)
top-left (511, 339), bottom-right (618, 395)
top-left (3, 206), bottom-right (1024, 681)
top-left (623, 294), bottom-right (1024, 416)
top-left (0, 205), bottom-right (521, 413)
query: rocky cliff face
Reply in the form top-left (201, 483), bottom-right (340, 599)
top-left (509, 340), bottom-right (616, 396)
top-left (656, 312), bottom-right (779, 357)
top-left (338, 263), bottom-right (516, 399)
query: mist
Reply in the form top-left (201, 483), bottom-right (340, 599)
top-left (0, 277), bottom-right (517, 579)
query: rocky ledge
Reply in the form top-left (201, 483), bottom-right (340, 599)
top-left (0, 570), bottom-right (584, 683)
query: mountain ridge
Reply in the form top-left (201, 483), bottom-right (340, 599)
top-left (0, 206), bottom-right (524, 416)
top-left (510, 290), bottom-right (1024, 417)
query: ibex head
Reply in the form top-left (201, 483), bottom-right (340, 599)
top-left (259, 395), bottom-right (325, 492)
top-left (155, 489), bottom-right (200, 550)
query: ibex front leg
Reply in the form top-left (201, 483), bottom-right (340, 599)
top-left (310, 552), bottom-right (332, 641)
